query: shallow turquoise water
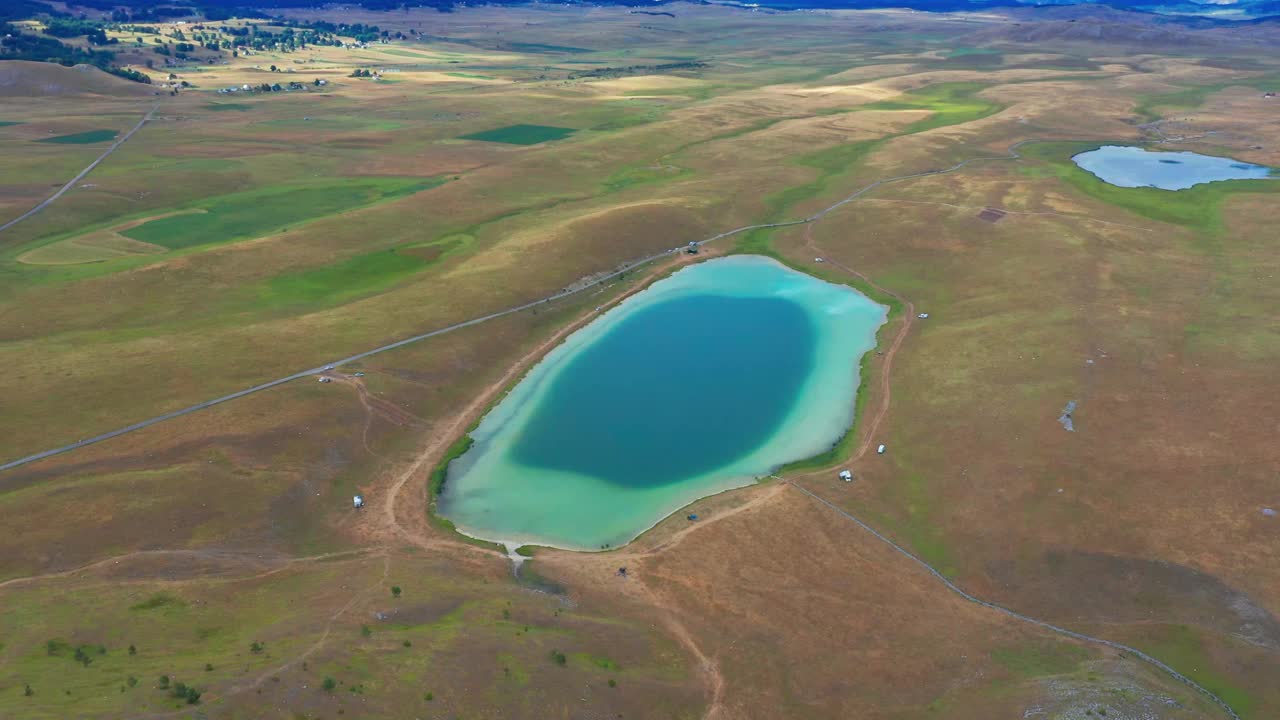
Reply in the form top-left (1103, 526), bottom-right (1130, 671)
top-left (438, 255), bottom-right (886, 550)
top-left (1072, 145), bottom-right (1274, 191)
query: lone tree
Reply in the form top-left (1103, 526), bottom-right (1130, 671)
top-left (322, 677), bottom-right (337, 692)
top-left (391, 586), bottom-right (401, 598)
top-left (24, 685), bottom-right (33, 697)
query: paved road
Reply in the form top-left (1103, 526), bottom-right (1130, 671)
top-left (0, 140), bottom-right (1037, 473)
top-left (787, 481), bottom-right (1241, 720)
top-left (0, 105), bottom-right (159, 236)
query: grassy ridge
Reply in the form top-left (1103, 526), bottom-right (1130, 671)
top-left (1133, 73), bottom-right (1280, 123)
top-left (860, 81), bottom-right (1002, 134)
top-left (761, 83), bottom-right (1002, 221)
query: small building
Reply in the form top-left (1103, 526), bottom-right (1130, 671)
top-left (318, 376), bottom-right (332, 383)
top-left (353, 494), bottom-right (364, 509)
top-left (917, 313), bottom-right (929, 319)
top-left (814, 257), bottom-right (824, 263)
top-left (686, 241), bottom-right (699, 255)
top-left (877, 444), bottom-right (886, 454)
top-left (839, 470), bottom-right (853, 482)
top-left (687, 513), bottom-right (698, 521)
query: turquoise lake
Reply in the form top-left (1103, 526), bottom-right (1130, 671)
top-left (1072, 145), bottom-right (1274, 191)
top-left (438, 255), bottom-right (887, 550)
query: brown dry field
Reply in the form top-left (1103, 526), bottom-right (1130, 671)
top-left (2, 4), bottom-right (1279, 718)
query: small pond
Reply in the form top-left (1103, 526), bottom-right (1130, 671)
top-left (437, 255), bottom-right (886, 550)
top-left (1072, 145), bottom-right (1274, 191)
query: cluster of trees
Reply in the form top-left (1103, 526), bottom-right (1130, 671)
top-left (157, 675), bottom-right (201, 705)
top-left (349, 68), bottom-right (375, 78)
top-left (42, 18), bottom-right (116, 45)
top-left (0, 22), bottom-right (153, 83)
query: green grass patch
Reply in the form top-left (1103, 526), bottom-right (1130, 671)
top-left (1136, 624), bottom-right (1254, 717)
top-left (38, 129), bottom-right (117, 144)
top-left (430, 436), bottom-right (474, 497)
top-left (445, 72), bottom-right (496, 80)
top-left (122, 177), bottom-right (439, 251)
top-left (461, 124), bottom-right (576, 145)
top-left (603, 163), bottom-right (689, 192)
top-left (572, 652), bottom-right (621, 671)
top-left (943, 47), bottom-right (1001, 58)
top-left (129, 593), bottom-right (185, 611)
top-left (1021, 142), bottom-right (1279, 236)
top-left (203, 103), bottom-right (252, 112)
top-left (258, 236), bottom-right (465, 309)
top-left (859, 81), bottom-right (1001, 134)
top-left (990, 641), bottom-right (1090, 679)
top-left (0, 121), bottom-right (22, 127)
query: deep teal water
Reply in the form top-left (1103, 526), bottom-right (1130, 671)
top-left (438, 255), bottom-right (886, 550)
top-left (513, 294), bottom-right (815, 487)
top-left (1072, 145), bottom-right (1274, 190)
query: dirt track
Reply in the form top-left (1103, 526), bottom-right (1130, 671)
top-left (0, 104), bottom-right (159, 236)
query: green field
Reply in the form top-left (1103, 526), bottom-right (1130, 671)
top-left (0, 121), bottom-right (22, 127)
top-left (259, 236), bottom-right (467, 308)
top-left (122, 178), bottom-right (442, 251)
top-left (38, 129), bottom-right (118, 144)
top-left (204, 103), bottom-right (253, 112)
top-left (461, 124), bottom-right (576, 145)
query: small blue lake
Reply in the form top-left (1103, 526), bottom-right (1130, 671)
top-left (1072, 145), bottom-right (1274, 191)
top-left (437, 255), bottom-right (886, 550)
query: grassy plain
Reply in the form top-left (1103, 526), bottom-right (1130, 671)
top-left (1, 4), bottom-right (1278, 718)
